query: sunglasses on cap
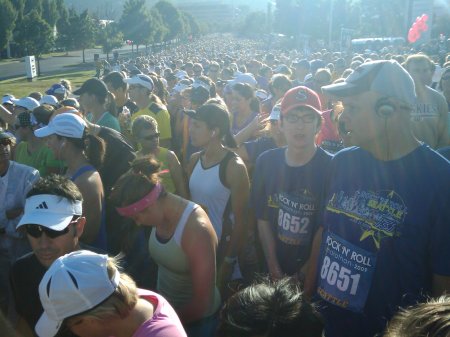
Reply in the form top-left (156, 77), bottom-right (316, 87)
top-left (139, 132), bottom-right (160, 141)
top-left (25, 218), bottom-right (79, 238)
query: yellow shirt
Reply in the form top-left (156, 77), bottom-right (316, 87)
top-left (132, 102), bottom-right (172, 141)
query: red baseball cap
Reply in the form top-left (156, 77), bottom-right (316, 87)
top-left (281, 86), bottom-right (322, 116)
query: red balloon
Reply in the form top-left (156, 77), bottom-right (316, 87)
top-left (422, 23), bottom-right (428, 32)
top-left (422, 14), bottom-right (429, 22)
top-left (416, 20), bottom-right (426, 32)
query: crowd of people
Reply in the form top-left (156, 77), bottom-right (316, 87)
top-left (0, 34), bottom-right (449, 337)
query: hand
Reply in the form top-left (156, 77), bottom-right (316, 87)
top-left (5, 208), bottom-right (23, 220)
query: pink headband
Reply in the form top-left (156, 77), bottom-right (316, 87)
top-left (116, 182), bottom-right (162, 217)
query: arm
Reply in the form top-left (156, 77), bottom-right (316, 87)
top-left (223, 157), bottom-right (250, 259)
top-left (178, 208), bottom-right (218, 323)
top-left (167, 150), bottom-right (189, 199)
top-left (75, 173), bottom-right (103, 244)
top-left (257, 219), bottom-right (283, 279)
top-left (303, 226), bottom-right (323, 300)
top-left (217, 157), bottom-right (251, 289)
top-left (234, 113), bottom-right (268, 146)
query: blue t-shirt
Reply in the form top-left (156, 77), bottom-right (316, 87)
top-left (251, 147), bottom-right (332, 275)
top-left (316, 145), bottom-right (450, 337)
top-left (244, 136), bottom-right (277, 166)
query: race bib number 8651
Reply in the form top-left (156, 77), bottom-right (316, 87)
top-left (317, 231), bottom-right (377, 312)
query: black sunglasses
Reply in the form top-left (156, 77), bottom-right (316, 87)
top-left (139, 133), bottom-right (160, 141)
top-left (25, 220), bottom-right (77, 238)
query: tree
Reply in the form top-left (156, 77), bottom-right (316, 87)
top-left (15, 9), bottom-right (54, 74)
top-left (153, 0), bottom-right (185, 41)
top-left (238, 11), bottom-right (267, 37)
top-left (42, 0), bottom-right (59, 28)
top-left (0, 0), bottom-right (18, 51)
top-left (96, 22), bottom-right (123, 60)
top-left (149, 8), bottom-right (168, 44)
top-left (182, 11), bottom-right (201, 38)
top-left (119, 0), bottom-right (152, 52)
top-left (72, 10), bottom-right (96, 62)
top-left (56, 7), bottom-right (74, 53)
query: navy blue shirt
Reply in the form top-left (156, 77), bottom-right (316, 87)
top-left (244, 136), bottom-right (277, 166)
top-left (316, 145), bottom-right (450, 337)
top-left (251, 147), bottom-right (332, 275)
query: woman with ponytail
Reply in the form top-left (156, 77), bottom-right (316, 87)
top-left (34, 112), bottom-right (107, 250)
top-left (73, 78), bottom-right (121, 132)
top-left (111, 156), bottom-right (221, 337)
top-left (186, 101), bottom-right (251, 298)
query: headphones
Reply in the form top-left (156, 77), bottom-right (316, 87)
top-left (375, 98), bottom-right (396, 118)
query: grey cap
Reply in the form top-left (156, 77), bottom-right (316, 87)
top-left (322, 60), bottom-right (416, 107)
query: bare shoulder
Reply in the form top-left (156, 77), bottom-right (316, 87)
top-left (75, 170), bottom-right (103, 190)
top-left (183, 205), bottom-right (218, 244)
top-left (226, 152), bottom-right (248, 175)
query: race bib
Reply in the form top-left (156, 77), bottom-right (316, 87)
top-left (276, 191), bottom-right (316, 246)
top-left (317, 231), bottom-right (377, 312)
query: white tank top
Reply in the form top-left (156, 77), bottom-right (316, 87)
top-left (189, 155), bottom-right (231, 239)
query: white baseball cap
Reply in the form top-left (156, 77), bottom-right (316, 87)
top-left (39, 95), bottom-right (59, 107)
top-left (228, 73), bottom-right (258, 88)
top-left (34, 113), bottom-right (86, 139)
top-left (124, 74), bottom-right (154, 91)
top-left (36, 250), bottom-right (120, 337)
top-left (17, 194), bottom-right (82, 231)
top-left (11, 97), bottom-right (40, 111)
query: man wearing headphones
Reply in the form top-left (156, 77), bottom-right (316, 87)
top-left (304, 60), bottom-right (450, 337)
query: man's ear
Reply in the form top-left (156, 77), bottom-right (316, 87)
top-left (74, 217), bottom-right (86, 238)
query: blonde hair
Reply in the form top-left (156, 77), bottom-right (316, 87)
top-left (383, 296), bottom-right (450, 337)
top-left (67, 257), bottom-right (138, 322)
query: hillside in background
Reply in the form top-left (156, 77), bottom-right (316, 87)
top-left (64, 0), bottom-right (265, 20)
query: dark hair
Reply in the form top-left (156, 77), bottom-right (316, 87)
top-left (217, 278), bottom-right (324, 337)
top-left (197, 102), bottom-right (237, 148)
top-left (269, 74), bottom-right (292, 96)
top-left (232, 83), bottom-right (260, 113)
top-left (110, 156), bottom-right (166, 207)
top-left (103, 71), bottom-right (127, 90)
top-left (149, 75), bottom-right (168, 105)
top-left (58, 133), bottom-right (106, 170)
top-left (27, 174), bottom-right (83, 202)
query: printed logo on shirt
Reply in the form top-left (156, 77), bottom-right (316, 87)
top-left (276, 189), bottom-right (317, 246)
top-left (327, 190), bottom-right (407, 248)
top-left (411, 103), bottom-right (439, 122)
